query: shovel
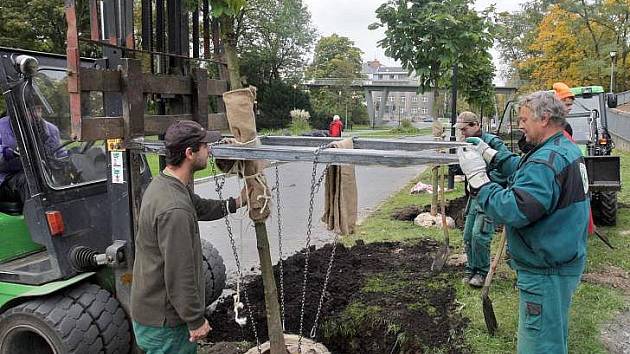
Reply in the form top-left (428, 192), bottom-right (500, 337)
top-left (481, 228), bottom-right (507, 335)
top-left (431, 166), bottom-right (450, 272)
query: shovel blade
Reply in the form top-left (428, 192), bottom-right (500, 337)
top-left (482, 295), bottom-right (498, 335)
top-left (431, 245), bottom-right (449, 272)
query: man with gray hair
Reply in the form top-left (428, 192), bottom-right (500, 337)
top-left (458, 91), bottom-right (589, 353)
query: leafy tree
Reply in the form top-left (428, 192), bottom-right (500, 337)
top-left (369, 0), bottom-right (495, 117)
top-left (0, 0), bottom-right (91, 54)
top-left (305, 34), bottom-right (367, 126)
top-left (496, 0), bottom-right (630, 91)
top-left (255, 79), bottom-right (311, 130)
top-left (305, 34), bottom-right (363, 79)
top-left (238, 0), bottom-right (317, 84)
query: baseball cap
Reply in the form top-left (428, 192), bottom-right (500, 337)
top-left (552, 82), bottom-right (575, 100)
top-left (455, 111), bottom-right (479, 128)
top-left (164, 120), bottom-right (221, 150)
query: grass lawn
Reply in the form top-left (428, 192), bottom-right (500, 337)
top-left (350, 152), bottom-right (630, 353)
top-left (146, 154), bottom-right (219, 179)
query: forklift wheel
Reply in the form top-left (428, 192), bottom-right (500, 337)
top-left (201, 239), bottom-right (227, 306)
top-left (592, 191), bottom-right (618, 226)
top-left (0, 291), bottom-right (103, 354)
top-left (64, 283), bottom-right (131, 354)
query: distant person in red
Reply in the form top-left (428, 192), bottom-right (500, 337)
top-left (329, 114), bottom-right (343, 137)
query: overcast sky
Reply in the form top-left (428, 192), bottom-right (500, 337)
top-left (303, 0), bottom-right (528, 83)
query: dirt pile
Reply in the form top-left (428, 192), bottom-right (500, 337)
top-left (391, 195), bottom-right (469, 229)
top-left (206, 240), bottom-right (470, 354)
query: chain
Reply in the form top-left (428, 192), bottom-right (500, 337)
top-left (310, 230), bottom-right (339, 339)
top-left (208, 149), bottom-right (261, 354)
top-left (297, 144), bottom-right (328, 353)
top-left (274, 163), bottom-right (286, 330)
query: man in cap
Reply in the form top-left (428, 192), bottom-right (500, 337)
top-left (456, 111), bottom-right (508, 287)
top-left (460, 92), bottom-right (589, 353)
top-left (553, 82), bottom-right (575, 115)
top-left (329, 114), bottom-right (344, 137)
top-left (131, 120), bottom-right (244, 354)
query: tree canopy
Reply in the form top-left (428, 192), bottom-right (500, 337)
top-left (369, 0), bottom-right (496, 116)
top-left (496, 0), bottom-right (630, 91)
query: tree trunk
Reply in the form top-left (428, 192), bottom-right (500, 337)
top-left (219, 16), bottom-right (242, 89)
top-left (254, 222), bottom-right (287, 353)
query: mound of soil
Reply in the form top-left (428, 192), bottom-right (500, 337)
top-left (207, 240), bottom-right (470, 354)
top-left (391, 195), bottom-right (469, 229)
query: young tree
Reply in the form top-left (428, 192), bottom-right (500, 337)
top-left (369, 0), bottom-right (495, 117)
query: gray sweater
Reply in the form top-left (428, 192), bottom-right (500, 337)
top-left (131, 172), bottom-right (236, 330)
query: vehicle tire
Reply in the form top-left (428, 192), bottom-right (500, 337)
top-left (0, 292), bottom-right (103, 354)
top-left (64, 283), bottom-right (131, 354)
top-left (592, 191), bottom-right (618, 226)
top-left (201, 239), bottom-right (227, 306)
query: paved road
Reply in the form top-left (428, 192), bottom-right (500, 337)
top-left (195, 161), bottom-right (426, 281)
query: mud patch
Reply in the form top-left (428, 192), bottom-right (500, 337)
top-left (391, 195), bottom-right (468, 229)
top-left (582, 266), bottom-right (630, 294)
top-left (206, 240), bottom-right (470, 353)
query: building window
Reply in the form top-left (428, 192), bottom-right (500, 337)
top-left (400, 96), bottom-right (406, 104)
top-left (422, 108), bottom-right (428, 114)
top-left (376, 96), bottom-right (381, 102)
top-left (411, 108), bottom-right (418, 114)
top-left (390, 74), bottom-right (395, 79)
top-left (389, 96), bottom-right (394, 102)
top-left (422, 96), bottom-right (428, 103)
top-left (411, 96), bottom-right (418, 102)
top-left (400, 107), bottom-right (405, 114)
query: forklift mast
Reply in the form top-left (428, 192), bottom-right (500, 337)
top-left (62, 0), bottom-right (231, 314)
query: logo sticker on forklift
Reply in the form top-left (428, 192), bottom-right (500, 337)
top-left (111, 151), bottom-right (125, 184)
top-left (107, 139), bottom-right (124, 151)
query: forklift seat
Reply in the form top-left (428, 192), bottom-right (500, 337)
top-left (0, 201), bottom-right (23, 215)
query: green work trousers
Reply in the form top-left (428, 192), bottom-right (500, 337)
top-left (462, 197), bottom-right (495, 276)
top-left (516, 270), bottom-right (581, 354)
top-left (132, 321), bottom-right (197, 354)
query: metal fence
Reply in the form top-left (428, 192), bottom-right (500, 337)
top-left (616, 90), bottom-right (630, 106)
top-left (607, 108), bottom-right (630, 151)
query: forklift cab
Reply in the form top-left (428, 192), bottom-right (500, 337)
top-left (0, 49), bottom-right (148, 286)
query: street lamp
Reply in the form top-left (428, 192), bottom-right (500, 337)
top-left (610, 51), bottom-right (617, 93)
top-left (292, 84), bottom-right (297, 109)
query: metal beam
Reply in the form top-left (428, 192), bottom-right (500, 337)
top-left (127, 139), bottom-right (460, 167)
top-left (259, 136), bottom-right (467, 151)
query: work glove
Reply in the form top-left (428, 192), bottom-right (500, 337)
top-left (466, 137), bottom-right (497, 164)
top-left (457, 147), bottom-right (490, 190)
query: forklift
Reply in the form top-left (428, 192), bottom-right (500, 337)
top-left (0, 0), bottom-right (230, 352)
top-left (496, 85), bottom-right (622, 226)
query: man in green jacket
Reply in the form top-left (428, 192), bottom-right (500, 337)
top-left (456, 111), bottom-right (509, 287)
top-left (458, 91), bottom-right (589, 353)
top-left (131, 120), bottom-right (243, 354)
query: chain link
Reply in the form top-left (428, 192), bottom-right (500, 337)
top-left (208, 150), bottom-right (261, 354)
top-left (310, 230), bottom-right (339, 339)
top-left (297, 144), bottom-right (328, 353)
top-left (274, 163), bottom-right (286, 331)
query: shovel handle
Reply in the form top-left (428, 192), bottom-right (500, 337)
top-left (481, 228), bottom-right (507, 297)
top-left (440, 166), bottom-right (449, 245)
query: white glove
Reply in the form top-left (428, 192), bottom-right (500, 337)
top-left (457, 147), bottom-right (491, 190)
top-left (466, 137), bottom-right (497, 164)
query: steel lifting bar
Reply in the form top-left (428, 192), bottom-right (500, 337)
top-left (126, 137), bottom-right (463, 167)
